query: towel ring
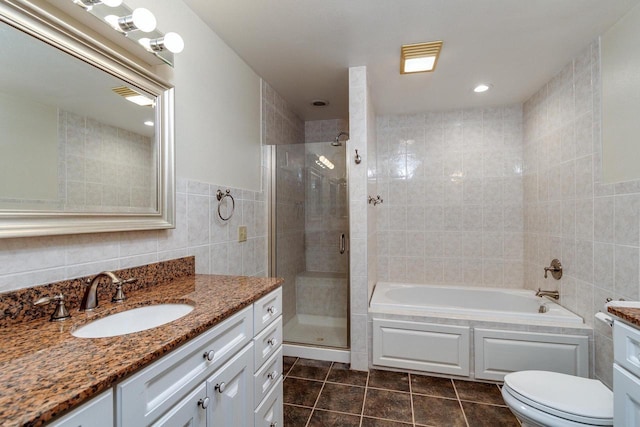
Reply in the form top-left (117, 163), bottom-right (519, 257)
top-left (216, 189), bottom-right (235, 221)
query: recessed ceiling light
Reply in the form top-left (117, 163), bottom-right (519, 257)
top-left (400, 41), bottom-right (443, 74)
top-left (112, 86), bottom-right (155, 107)
top-left (311, 99), bottom-right (329, 107)
top-left (473, 84), bottom-right (491, 93)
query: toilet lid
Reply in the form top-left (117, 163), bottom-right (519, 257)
top-left (504, 371), bottom-right (613, 421)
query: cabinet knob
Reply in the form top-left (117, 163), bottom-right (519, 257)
top-left (203, 350), bottom-right (215, 361)
top-left (198, 397), bottom-right (210, 409)
top-left (267, 306), bottom-right (276, 315)
top-left (215, 382), bottom-right (226, 393)
top-left (267, 338), bottom-right (277, 346)
top-left (267, 370), bottom-right (278, 380)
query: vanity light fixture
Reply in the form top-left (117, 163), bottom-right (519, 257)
top-left (73, 0), bottom-right (122, 9)
top-left (104, 8), bottom-right (157, 33)
top-left (72, 0), bottom-right (183, 66)
top-left (400, 41), bottom-right (443, 74)
top-left (138, 32), bottom-right (185, 54)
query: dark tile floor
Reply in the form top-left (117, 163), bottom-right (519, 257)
top-left (283, 357), bottom-right (520, 427)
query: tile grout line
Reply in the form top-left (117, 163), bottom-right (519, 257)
top-left (304, 361), bottom-right (334, 427)
top-left (451, 379), bottom-right (470, 427)
top-left (358, 368), bottom-right (370, 427)
top-left (408, 373), bottom-right (416, 427)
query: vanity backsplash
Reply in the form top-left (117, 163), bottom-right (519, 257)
top-left (0, 256), bottom-right (195, 327)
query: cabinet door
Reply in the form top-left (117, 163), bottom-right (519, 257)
top-left (151, 383), bottom-right (207, 427)
top-left (206, 343), bottom-right (254, 426)
top-left (614, 364), bottom-right (640, 426)
top-left (49, 389), bottom-right (113, 427)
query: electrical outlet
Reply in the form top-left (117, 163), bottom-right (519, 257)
top-left (238, 225), bottom-right (247, 242)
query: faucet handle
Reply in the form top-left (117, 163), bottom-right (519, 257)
top-left (34, 293), bottom-right (71, 322)
top-left (112, 277), bottom-right (137, 303)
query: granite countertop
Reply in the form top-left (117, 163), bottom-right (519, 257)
top-left (0, 274), bottom-right (283, 427)
top-left (607, 305), bottom-right (640, 328)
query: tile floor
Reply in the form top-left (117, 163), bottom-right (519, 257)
top-left (283, 357), bottom-right (521, 427)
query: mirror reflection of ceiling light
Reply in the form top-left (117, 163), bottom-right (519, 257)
top-left (112, 86), bottom-right (155, 107)
top-left (318, 155), bottom-right (335, 170)
top-left (400, 41), bottom-right (443, 74)
top-left (144, 120), bottom-right (154, 126)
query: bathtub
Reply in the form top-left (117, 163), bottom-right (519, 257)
top-left (370, 282), bottom-right (583, 325)
top-left (369, 282), bottom-right (592, 381)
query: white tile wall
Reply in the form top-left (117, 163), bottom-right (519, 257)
top-left (376, 105), bottom-right (524, 288)
top-left (349, 66), bottom-right (375, 371)
top-left (522, 38), bottom-right (640, 387)
top-left (0, 163), bottom-right (269, 293)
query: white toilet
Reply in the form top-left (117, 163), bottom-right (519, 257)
top-left (501, 370), bottom-right (613, 427)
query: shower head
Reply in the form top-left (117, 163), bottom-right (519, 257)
top-left (332, 131), bottom-right (349, 146)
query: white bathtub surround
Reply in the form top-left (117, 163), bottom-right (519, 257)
top-left (522, 38), bottom-right (640, 388)
top-left (376, 105), bottom-right (524, 288)
top-left (349, 66), bottom-right (377, 370)
top-left (369, 282), bottom-right (592, 382)
top-left (371, 282), bottom-right (582, 325)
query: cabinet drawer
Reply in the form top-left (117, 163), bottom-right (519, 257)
top-left (614, 321), bottom-right (640, 378)
top-left (254, 316), bottom-right (282, 371)
top-left (254, 288), bottom-right (282, 335)
top-left (255, 377), bottom-right (283, 427)
top-left (117, 306), bottom-right (253, 426)
top-left (50, 389), bottom-right (113, 427)
top-left (254, 347), bottom-right (283, 407)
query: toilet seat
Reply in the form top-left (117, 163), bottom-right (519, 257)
top-left (503, 371), bottom-right (613, 426)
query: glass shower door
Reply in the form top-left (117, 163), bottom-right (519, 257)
top-left (272, 141), bottom-right (349, 349)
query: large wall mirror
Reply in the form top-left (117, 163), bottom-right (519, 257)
top-left (0, 0), bottom-right (175, 238)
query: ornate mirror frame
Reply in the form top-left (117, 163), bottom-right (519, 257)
top-left (0, 0), bottom-right (175, 238)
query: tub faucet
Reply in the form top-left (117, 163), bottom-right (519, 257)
top-left (536, 288), bottom-right (560, 300)
top-left (80, 271), bottom-right (136, 311)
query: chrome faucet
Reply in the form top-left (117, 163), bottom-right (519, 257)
top-left (80, 271), bottom-right (136, 311)
top-left (536, 288), bottom-right (560, 300)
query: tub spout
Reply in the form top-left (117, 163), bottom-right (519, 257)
top-left (536, 288), bottom-right (559, 300)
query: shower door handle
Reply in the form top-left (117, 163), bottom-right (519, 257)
top-left (339, 233), bottom-right (346, 254)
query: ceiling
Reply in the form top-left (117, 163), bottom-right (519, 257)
top-left (183, 0), bottom-right (640, 121)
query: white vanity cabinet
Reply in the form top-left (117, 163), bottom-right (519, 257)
top-left (252, 288), bottom-right (284, 427)
top-left (613, 320), bottom-right (640, 426)
top-left (114, 286), bottom-right (283, 427)
top-left (49, 389), bottom-right (113, 427)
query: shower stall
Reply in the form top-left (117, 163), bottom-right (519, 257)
top-left (269, 139), bottom-right (349, 358)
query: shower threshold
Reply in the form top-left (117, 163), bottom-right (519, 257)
top-left (283, 314), bottom-right (348, 349)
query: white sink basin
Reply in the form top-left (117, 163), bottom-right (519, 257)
top-left (72, 304), bottom-right (194, 338)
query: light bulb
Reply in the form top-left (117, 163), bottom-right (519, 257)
top-left (101, 0), bottom-right (123, 6)
top-left (163, 32), bottom-right (184, 53)
top-left (104, 14), bottom-right (120, 30)
top-left (131, 8), bottom-right (156, 33)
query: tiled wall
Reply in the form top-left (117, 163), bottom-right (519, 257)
top-left (305, 119), bottom-right (349, 143)
top-left (60, 111), bottom-right (155, 211)
top-left (262, 81), bottom-right (305, 323)
top-left (349, 66), bottom-right (375, 370)
top-left (375, 106), bottom-right (524, 287)
top-left (522, 38), bottom-right (640, 387)
top-left (0, 168), bottom-right (269, 294)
